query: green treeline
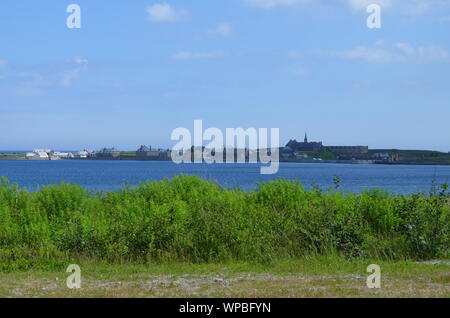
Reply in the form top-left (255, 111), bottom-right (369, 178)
top-left (0, 176), bottom-right (448, 271)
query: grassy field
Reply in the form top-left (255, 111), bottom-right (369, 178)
top-left (1, 256), bottom-right (448, 297)
top-left (0, 175), bottom-right (448, 297)
top-left (369, 149), bottom-right (450, 164)
top-left (0, 153), bottom-right (25, 159)
top-left (288, 148), bottom-right (450, 163)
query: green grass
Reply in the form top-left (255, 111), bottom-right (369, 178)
top-left (0, 255), bottom-right (448, 297)
top-left (119, 151), bottom-right (137, 158)
top-left (0, 153), bottom-right (25, 158)
top-left (291, 148), bottom-right (450, 163)
top-left (369, 149), bottom-right (450, 164)
top-left (0, 175), bottom-right (449, 272)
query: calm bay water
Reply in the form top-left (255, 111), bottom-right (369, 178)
top-left (1, 160), bottom-right (450, 194)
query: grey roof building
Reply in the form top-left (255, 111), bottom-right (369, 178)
top-left (136, 145), bottom-right (160, 159)
top-left (96, 148), bottom-right (120, 158)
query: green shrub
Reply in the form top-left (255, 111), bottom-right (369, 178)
top-left (0, 175), bottom-right (448, 270)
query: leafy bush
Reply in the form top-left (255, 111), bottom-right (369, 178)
top-left (0, 175), bottom-right (448, 270)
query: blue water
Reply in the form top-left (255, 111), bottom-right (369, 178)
top-left (0, 160), bottom-right (449, 194)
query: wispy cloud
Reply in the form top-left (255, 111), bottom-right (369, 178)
top-left (244, 0), bottom-right (311, 9)
top-left (72, 57), bottom-right (89, 65)
top-left (0, 60), bottom-right (8, 68)
top-left (343, 0), bottom-right (450, 14)
top-left (208, 23), bottom-right (233, 37)
top-left (146, 3), bottom-right (189, 22)
top-left (245, 0), bottom-right (450, 15)
top-left (170, 50), bottom-right (228, 61)
top-left (319, 41), bottom-right (450, 63)
top-left (60, 57), bottom-right (89, 88)
top-left (0, 57), bottom-right (89, 96)
top-left (342, 0), bottom-right (392, 12)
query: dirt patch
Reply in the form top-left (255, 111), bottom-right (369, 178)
top-left (1, 272), bottom-right (449, 298)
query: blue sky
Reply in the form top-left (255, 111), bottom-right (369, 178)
top-left (0, 0), bottom-right (449, 151)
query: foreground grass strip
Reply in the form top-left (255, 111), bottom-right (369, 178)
top-left (0, 257), bottom-right (448, 298)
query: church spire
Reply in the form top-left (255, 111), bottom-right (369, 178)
top-left (304, 132), bottom-right (308, 143)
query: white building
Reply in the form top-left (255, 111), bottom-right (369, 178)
top-left (77, 150), bottom-right (88, 158)
top-left (26, 150), bottom-right (50, 160)
top-left (73, 149), bottom-right (95, 159)
top-left (52, 152), bottom-right (74, 160)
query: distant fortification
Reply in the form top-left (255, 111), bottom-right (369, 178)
top-left (286, 133), bottom-right (368, 154)
top-left (286, 133), bottom-right (323, 152)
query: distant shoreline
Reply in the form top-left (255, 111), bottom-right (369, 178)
top-left (1, 156), bottom-right (450, 166)
top-left (3, 147), bottom-right (450, 166)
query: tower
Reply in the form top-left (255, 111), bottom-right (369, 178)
top-left (304, 133), bottom-right (308, 144)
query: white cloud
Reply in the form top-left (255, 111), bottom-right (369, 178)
top-left (72, 56), bottom-right (89, 65)
top-left (403, 0), bottom-right (450, 14)
top-left (146, 3), bottom-right (188, 22)
top-left (323, 41), bottom-right (450, 63)
top-left (170, 50), bottom-right (228, 61)
top-left (208, 23), bottom-right (233, 37)
top-left (342, 0), bottom-right (392, 12)
top-left (342, 0), bottom-right (450, 14)
top-left (60, 57), bottom-right (89, 87)
top-left (0, 60), bottom-right (8, 68)
top-left (0, 57), bottom-right (89, 96)
top-left (245, 0), bottom-right (450, 15)
top-left (244, 0), bottom-right (311, 9)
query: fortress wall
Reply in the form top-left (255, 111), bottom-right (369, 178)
top-left (326, 146), bottom-right (369, 154)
